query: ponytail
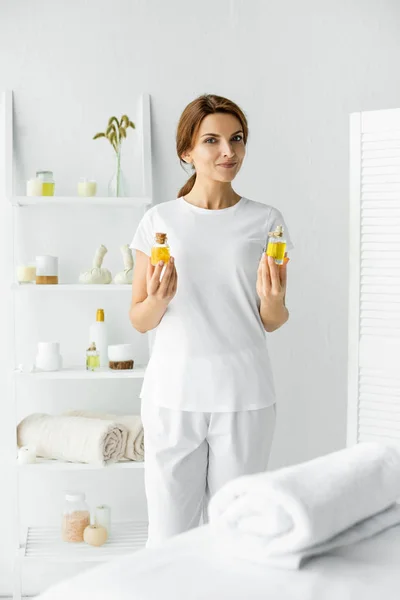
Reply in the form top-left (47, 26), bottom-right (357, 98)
top-left (178, 172), bottom-right (196, 198)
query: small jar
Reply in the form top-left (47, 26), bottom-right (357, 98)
top-left (62, 492), bottom-right (90, 543)
top-left (36, 171), bottom-right (55, 196)
top-left (151, 232), bottom-right (170, 266)
top-left (86, 342), bottom-right (100, 371)
top-left (108, 344), bottom-right (134, 370)
top-left (78, 178), bottom-right (97, 197)
top-left (35, 341), bottom-right (63, 371)
top-left (36, 255), bottom-right (58, 285)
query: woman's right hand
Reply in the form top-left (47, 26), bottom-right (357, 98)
top-left (146, 257), bottom-right (178, 306)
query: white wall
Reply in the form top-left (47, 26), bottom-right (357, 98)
top-left (1, 0), bottom-right (400, 594)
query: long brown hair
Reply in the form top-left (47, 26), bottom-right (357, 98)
top-left (176, 94), bottom-right (248, 198)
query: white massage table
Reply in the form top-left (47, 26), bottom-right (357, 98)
top-left (38, 522), bottom-right (400, 599)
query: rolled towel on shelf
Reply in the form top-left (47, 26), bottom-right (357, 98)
top-left (208, 442), bottom-right (400, 569)
top-left (65, 410), bottom-right (144, 461)
top-left (17, 413), bottom-right (128, 466)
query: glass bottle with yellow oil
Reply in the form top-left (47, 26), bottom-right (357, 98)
top-left (266, 225), bottom-right (287, 265)
top-left (86, 342), bottom-right (100, 371)
top-left (151, 233), bottom-right (170, 266)
top-left (36, 170), bottom-right (55, 196)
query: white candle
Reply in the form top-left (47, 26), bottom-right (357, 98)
top-left (17, 446), bottom-right (37, 465)
top-left (78, 178), bottom-right (97, 197)
top-left (94, 505), bottom-right (111, 534)
top-left (16, 265), bottom-right (36, 283)
top-left (26, 178), bottom-right (43, 196)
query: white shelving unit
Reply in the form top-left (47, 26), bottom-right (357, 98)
top-left (22, 522), bottom-right (148, 562)
top-left (18, 458), bottom-right (145, 470)
top-left (14, 365), bottom-right (147, 379)
top-left (12, 283), bottom-right (134, 291)
top-left (2, 91), bottom-right (153, 599)
top-left (13, 195), bottom-right (152, 208)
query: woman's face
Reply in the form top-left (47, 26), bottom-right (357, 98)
top-left (182, 113), bottom-right (246, 183)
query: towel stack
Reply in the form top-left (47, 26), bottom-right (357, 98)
top-left (208, 442), bottom-right (400, 568)
top-left (17, 411), bottom-right (144, 467)
top-left (66, 410), bottom-right (144, 461)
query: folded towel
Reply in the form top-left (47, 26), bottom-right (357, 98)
top-left (65, 410), bottom-right (144, 461)
top-left (17, 413), bottom-right (128, 466)
top-left (208, 442), bottom-right (400, 568)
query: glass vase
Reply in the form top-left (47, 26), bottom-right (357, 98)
top-left (108, 148), bottom-right (127, 197)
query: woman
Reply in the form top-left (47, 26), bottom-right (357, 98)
top-left (129, 94), bottom-right (293, 547)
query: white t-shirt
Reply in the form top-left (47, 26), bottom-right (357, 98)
top-left (130, 196), bottom-right (293, 412)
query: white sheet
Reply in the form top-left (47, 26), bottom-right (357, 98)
top-left (37, 523), bottom-right (400, 600)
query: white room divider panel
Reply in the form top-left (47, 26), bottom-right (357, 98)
top-left (348, 107), bottom-right (400, 445)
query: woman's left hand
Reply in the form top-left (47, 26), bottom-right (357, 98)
top-left (256, 254), bottom-right (288, 307)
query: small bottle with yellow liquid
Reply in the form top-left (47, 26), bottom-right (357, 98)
top-left (86, 342), bottom-right (100, 371)
top-left (36, 171), bottom-right (55, 196)
top-left (151, 233), bottom-right (170, 266)
top-left (266, 225), bottom-right (287, 265)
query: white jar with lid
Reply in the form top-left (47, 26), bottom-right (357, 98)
top-left (36, 255), bottom-right (58, 284)
top-left (62, 491), bottom-right (90, 543)
top-left (35, 342), bottom-right (62, 371)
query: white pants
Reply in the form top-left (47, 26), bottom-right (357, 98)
top-left (141, 401), bottom-right (276, 547)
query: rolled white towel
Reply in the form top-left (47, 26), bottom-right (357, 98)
top-left (65, 410), bottom-right (144, 461)
top-left (208, 442), bottom-right (400, 568)
top-left (17, 413), bottom-right (128, 466)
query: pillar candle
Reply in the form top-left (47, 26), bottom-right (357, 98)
top-left (26, 178), bottom-right (43, 196)
top-left (16, 265), bottom-right (36, 283)
top-left (17, 446), bottom-right (37, 464)
top-left (78, 178), bottom-right (97, 197)
top-left (94, 505), bottom-right (111, 534)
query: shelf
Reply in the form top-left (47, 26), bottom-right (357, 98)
top-left (12, 196), bottom-right (152, 208)
top-left (18, 458), bottom-right (145, 470)
top-left (12, 283), bottom-right (132, 291)
top-left (14, 365), bottom-right (146, 379)
top-left (23, 521), bottom-right (148, 562)
top-left (4, 91), bottom-right (154, 598)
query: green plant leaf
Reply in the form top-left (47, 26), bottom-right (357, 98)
top-left (93, 132), bottom-right (106, 140)
top-left (120, 115), bottom-right (130, 128)
top-left (108, 116), bottom-right (120, 129)
top-left (106, 124), bottom-right (117, 137)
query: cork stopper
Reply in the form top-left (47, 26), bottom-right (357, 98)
top-left (155, 232), bottom-right (167, 244)
top-left (268, 225), bottom-right (284, 237)
top-left (96, 309), bottom-right (105, 322)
